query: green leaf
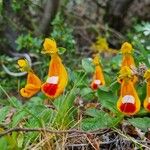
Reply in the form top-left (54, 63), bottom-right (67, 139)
top-left (26, 96), bottom-right (44, 106)
top-left (82, 110), bottom-right (123, 131)
top-left (58, 47), bottom-right (66, 54)
top-left (11, 110), bottom-right (27, 127)
top-left (128, 117), bottom-right (150, 132)
top-left (80, 87), bottom-right (94, 101)
top-left (9, 97), bottom-right (22, 108)
top-left (0, 106), bottom-right (10, 123)
top-left (82, 58), bottom-right (94, 73)
top-left (0, 137), bottom-right (8, 150)
top-left (17, 133), bottom-right (24, 148)
top-left (54, 88), bottom-right (77, 129)
top-left (97, 88), bottom-right (119, 114)
top-left (85, 108), bottom-right (103, 117)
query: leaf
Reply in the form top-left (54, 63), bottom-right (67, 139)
top-left (54, 88), bottom-right (77, 129)
top-left (80, 87), bottom-right (94, 101)
top-left (17, 133), bottom-right (24, 148)
top-left (128, 117), bottom-right (150, 132)
top-left (97, 88), bottom-right (119, 114)
top-left (0, 106), bottom-right (10, 123)
top-left (26, 96), bottom-right (44, 106)
top-left (58, 47), bottom-right (66, 54)
top-left (11, 110), bottom-right (27, 127)
top-left (82, 110), bottom-right (123, 131)
top-left (9, 97), bottom-right (22, 108)
top-left (85, 108), bottom-right (103, 117)
top-left (0, 137), bottom-right (8, 150)
top-left (82, 58), bottom-right (94, 73)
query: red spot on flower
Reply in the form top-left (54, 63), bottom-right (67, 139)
top-left (120, 103), bottom-right (136, 114)
top-left (92, 83), bottom-right (99, 90)
top-left (147, 103), bottom-right (150, 111)
top-left (42, 83), bottom-right (58, 96)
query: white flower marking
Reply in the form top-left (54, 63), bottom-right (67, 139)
top-left (122, 95), bottom-right (135, 104)
top-left (46, 76), bottom-right (59, 84)
top-left (94, 80), bottom-right (101, 85)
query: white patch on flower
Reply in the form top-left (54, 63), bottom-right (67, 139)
top-left (94, 80), bottom-right (101, 85)
top-left (46, 76), bottom-right (58, 84)
top-left (148, 97), bottom-right (150, 103)
top-left (122, 95), bottom-right (135, 104)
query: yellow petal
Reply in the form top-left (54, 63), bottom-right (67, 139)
top-left (144, 69), bottom-right (150, 80)
top-left (18, 59), bottom-right (30, 72)
top-left (119, 66), bottom-right (132, 79)
top-left (93, 55), bottom-right (100, 65)
top-left (43, 38), bottom-right (58, 54)
top-left (18, 59), bottom-right (27, 67)
top-left (143, 75), bottom-right (150, 111)
top-left (121, 42), bottom-right (133, 54)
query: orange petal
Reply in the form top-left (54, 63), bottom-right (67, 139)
top-left (91, 65), bottom-right (105, 90)
top-left (20, 72), bottom-right (41, 98)
top-left (143, 82), bottom-right (150, 111)
top-left (121, 54), bottom-right (135, 68)
top-left (41, 54), bottom-right (68, 99)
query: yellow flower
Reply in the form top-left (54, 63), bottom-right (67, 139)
top-left (18, 59), bottom-right (41, 98)
top-left (18, 59), bottom-right (30, 72)
top-left (41, 39), bottom-right (68, 99)
top-left (144, 69), bottom-right (150, 80)
top-left (42, 38), bottom-right (58, 54)
top-left (120, 42), bottom-right (138, 84)
top-left (91, 55), bottom-right (105, 90)
top-left (91, 37), bottom-right (118, 54)
top-left (121, 42), bottom-right (133, 54)
top-left (117, 66), bottom-right (141, 115)
top-left (143, 69), bottom-right (150, 111)
top-left (118, 66), bottom-right (133, 80)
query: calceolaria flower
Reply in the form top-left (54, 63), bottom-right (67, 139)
top-left (143, 69), bottom-right (150, 111)
top-left (91, 55), bottom-right (105, 90)
top-left (18, 59), bottom-right (41, 98)
top-left (41, 38), bottom-right (68, 99)
top-left (117, 66), bottom-right (141, 115)
top-left (120, 42), bottom-right (138, 84)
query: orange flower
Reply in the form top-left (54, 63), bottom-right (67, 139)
top-left (91, 55), bottom-right (105, 90)
top-left (18, 59), bottom-right (41, 98)
top-left (41, 38), bottom-right (68, 99)
top-left (120, 42), bottom-right (138, 84)
top-left (143, 69), bottom-right (150, 111)
top-left (117, 66), bottom-right (141, 115)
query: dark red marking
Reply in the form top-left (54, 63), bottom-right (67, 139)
top-left (92, 83), bottom-right (99, 90)
top-left (42, 83), bottom-right (58, 96)
top-left (120, 103), bottom-right (136, 114)
top-left (147, 104), bottom-right (150, 110)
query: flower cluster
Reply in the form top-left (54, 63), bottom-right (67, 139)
top-left (117, 42), bottom-right (150, 116)
top-left (18, 40), bottom-right (149, 116)
top-left (18, 38), bottom-right (68, 99)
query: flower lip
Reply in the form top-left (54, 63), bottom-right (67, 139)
top-left (122, 95), bottom-right (135, 104)
top-left (120, 103), bottom-right (136, 114)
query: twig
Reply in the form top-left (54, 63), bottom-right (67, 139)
top-left (0, 127), bottom-right (107, 138)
